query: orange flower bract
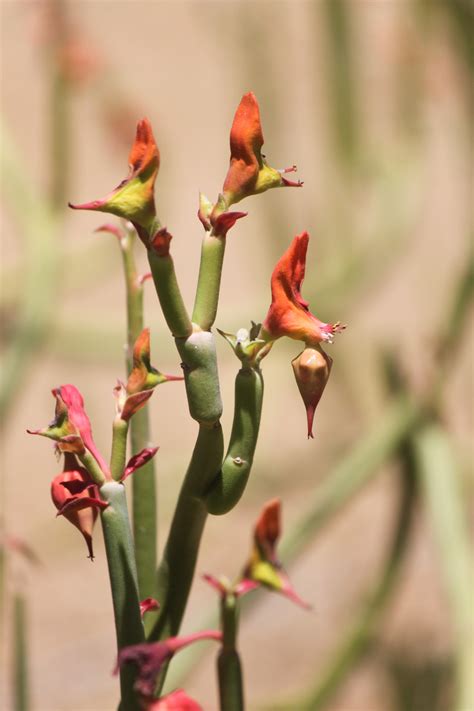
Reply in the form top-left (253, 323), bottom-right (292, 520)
top-left (263, 232), bottom-right (345, 346)
top-left (220, 92), bottom-right (302, 207)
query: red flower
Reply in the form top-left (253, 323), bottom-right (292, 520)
top-left (51, 453), bottom-right (102, 560)
top-left (28, 385), bottom-right (109, 477)
top-left (221, 92), bottom-right (302, 207)
top-left (263, 232), bottom-right (345, 346)
top-left (69, 119), bottom-right (160, 242)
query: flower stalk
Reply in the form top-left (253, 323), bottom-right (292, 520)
top-left (192, 231), bottom-right (227, 331)
top-left (217, 592), bottom-right (244, 711)
top-left (117, 226), bottom-right (158, 602)
top-left (148, 249), bottom-right (192, 338)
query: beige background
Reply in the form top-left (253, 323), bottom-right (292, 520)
top-left (1, 1), bottom-right (472, 710)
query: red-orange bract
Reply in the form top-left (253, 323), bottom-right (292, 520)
top-left (263, 232), bottom-right (344, 346)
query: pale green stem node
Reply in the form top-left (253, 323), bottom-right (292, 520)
top-left (175, 330), bottom-right (223, 425)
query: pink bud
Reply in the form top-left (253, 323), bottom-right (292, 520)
top-left (116, 630), bottom-right (221, 699)
top-left (139, 597), bottom-right (160, 617)
top-left (292, 346), bottom-right (332, 438)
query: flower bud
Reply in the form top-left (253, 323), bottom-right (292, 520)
top-left (126, 328), bottom-right (182, 395)
top-left (240, 499), bottom-right (310, 609)
top-left (28, 384), bottom-right (109, 476)
top-left (292, 346), bottom-right (332, 438)
top-left (116, 631), bottom-right (221, 700)
top-left (51, 455), bottom-right (100, 559)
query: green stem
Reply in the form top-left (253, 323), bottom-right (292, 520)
top-left (415, 426), bottom-right (474, 711)
top-left (120, 232), bottom-right (145, 372)
top-left (149, 327), bottom-right (224, 695)
top-left (150, 424), bottom-right (224, 644)
top-left (192, 232), bottom-right (226, 330)
top-left (78, 450), bottom-right (106, 487)
top-left (131, 407), bottom-right (157, 608)
top-left (148, 251), bottom-right (192, 338)
top-left (119, 229), bottom-right (158, 605)
top-left (12, 593), bottom-right (29, 711)
top-left (218, 593), bottom-right (244, 711)
top-left (99, 481), bottom-right (144, 710)
top-left (205, 366), bottom-right (264, 515)
top-left (175, 331), bottom-right (223, 425)
top-left (110, 418), bottom-right (129, 481)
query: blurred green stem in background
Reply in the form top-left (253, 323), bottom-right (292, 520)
top-left (322, 0), bottom-right (359, 169)
top-left (48, 0), bottom-right (71, 211)
top-left (0, 125), bottom-right (60, 425)
top-left (269, 441), bottom-right (418, 711)
top-left (415, 426), bottom-right (474, 711)
top-left (119, 227), bottom-right (158, 610)
top-left (13, 593), bottom-right (29, 711)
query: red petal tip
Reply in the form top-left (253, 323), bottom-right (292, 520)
top-left (281, 177), bottom-right (304, 188)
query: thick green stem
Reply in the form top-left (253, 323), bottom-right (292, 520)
top-left (150, 424), bottom-right (224, 644)
top-left (148, 251), bottom-right (192, 338)
top-left (218, 593), bottom-right (244, 711)
top-left (205, 367), bottom-right (264, 515)
top-left (100, 481), bottom-right (144, 710)
top-left (149, 328), bottom-right (224, 697)
top-left (12, 593), bottom-right (29, 711)
top-left (415, 426), bottom-right (474, 711)
top-left (192, 233), bottom-right (226, 330)
top-left (119, 230), bottom-right (158, 604)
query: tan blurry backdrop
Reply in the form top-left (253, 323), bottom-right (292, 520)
top-left (1, 1), bottom-right (472, 710)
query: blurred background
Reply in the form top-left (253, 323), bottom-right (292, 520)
top-left (1, 1), bottom-right (472, 710)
